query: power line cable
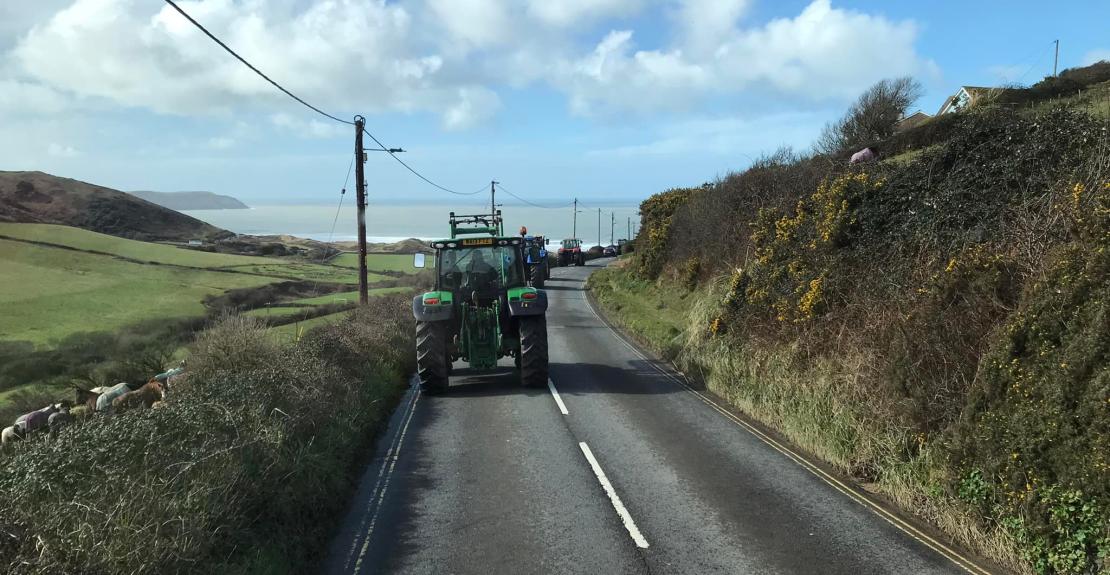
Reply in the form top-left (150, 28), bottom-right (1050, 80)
top-left (495, 183), bottom-right (576, 209)
top-left (163, 0), bottom-right (353, 126)
top-left (163, 0), bottom-right (490, 199)
top-left (362, 129), bottom-right (482, 196)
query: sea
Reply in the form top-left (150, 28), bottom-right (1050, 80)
top-left (183, 204), bottom-right (642, 246)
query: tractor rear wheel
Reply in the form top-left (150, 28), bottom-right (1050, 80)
top-left (416, 321), bottom-right (449, 393)
top-left (530, 263), bottom-right (545, 288)
top-left (518, 315), bottom-right (548, 387)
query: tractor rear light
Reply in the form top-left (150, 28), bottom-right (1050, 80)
top-left (423, 297), bottom-right (440, 305)
top-left (521, 292), bottom-right (537, 300)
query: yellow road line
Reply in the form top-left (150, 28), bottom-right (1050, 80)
top-left (583, 293), bottom-right (994, 575)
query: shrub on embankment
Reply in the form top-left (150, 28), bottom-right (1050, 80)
top-left (0, 296), bottom-right (415, 574)
top-left (602, 105), bottom-right (1109, 574)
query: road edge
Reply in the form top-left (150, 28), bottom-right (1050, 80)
top-left (582, 261), bottom-right (1009, 575)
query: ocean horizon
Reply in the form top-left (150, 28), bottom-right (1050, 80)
top-left (184, 203), bottom-right (642, 245)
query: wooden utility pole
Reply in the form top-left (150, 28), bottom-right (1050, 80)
top-left (1054, 39), bottom-right (1060, 78)
top-left (572, 198), bottom-right (578, 238)
top-left (354, 116), bottom-right (369, 306)
top-left (490, 180), bottom-right (498, 216)
top-left (610, 211), bottom-right (615, 245)
top-left (597, 208), bottom-right (601, 247)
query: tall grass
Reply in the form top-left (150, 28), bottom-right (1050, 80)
top-left (0, 295), bottom-right (415, 574)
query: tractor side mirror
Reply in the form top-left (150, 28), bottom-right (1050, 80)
top-left (545, 239), bottom-right (550, 245)
top-left (413, 253), bottom-right (426, 268)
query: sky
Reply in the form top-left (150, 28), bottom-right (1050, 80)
top-left (1, 0), bottom-right (1108, 207)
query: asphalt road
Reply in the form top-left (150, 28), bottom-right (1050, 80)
top-left (322, 259), bottom-right (993, 575)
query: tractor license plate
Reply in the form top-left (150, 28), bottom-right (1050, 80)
top-left (462, 238), bottom-right (493, 246)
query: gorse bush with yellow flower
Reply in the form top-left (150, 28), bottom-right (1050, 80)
top-left (620, 105), bottom-right (1109, 573)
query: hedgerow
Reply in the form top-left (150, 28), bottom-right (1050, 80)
top-left (625, 104), bottom-right (1109, 573)
top-left (0, 296), bottom-right (414, 574)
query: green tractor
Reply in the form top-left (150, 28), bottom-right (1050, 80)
top-left (411, 211), bottom-right (549, 393)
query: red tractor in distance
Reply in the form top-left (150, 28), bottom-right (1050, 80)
top-left (557, 238), bottom-right (585, 266)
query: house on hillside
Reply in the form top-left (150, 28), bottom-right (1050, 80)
top-left (936, 86), bottom-right (997, 115)
top-left (895, 110), bottom-right (932, 132)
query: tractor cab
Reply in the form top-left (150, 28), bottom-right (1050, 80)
top-left (412, 211), bottom-right (549, 392)
top-left (521, 234), bottom-right (551, 287)
top-left (557, 238), bottom-right (585, 266)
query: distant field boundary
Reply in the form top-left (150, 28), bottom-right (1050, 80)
top-left (0, 233), bottom-right (352, 284)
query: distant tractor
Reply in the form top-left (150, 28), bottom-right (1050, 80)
top-left (558, 238), bottom-right (585, 266)
top-left (522, 234), bottom-right (550, 287)
top-left (412, 211), bottom-right (549, 393)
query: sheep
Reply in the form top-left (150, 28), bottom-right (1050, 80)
top-left (95, 382), bottom-right (133, 413)
top-left (48, 408), bottom-right (73, 434)
top-left (1, 425), bottom-right (22, 447)
top-left (113, 381), bottom-right (164, 412)
top-left (14, 405), bottom-right (58, 435)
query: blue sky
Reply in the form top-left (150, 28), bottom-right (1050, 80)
top-left (1, 0), bottom-right (1107, 207)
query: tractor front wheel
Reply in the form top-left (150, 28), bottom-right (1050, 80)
top-left (518, 315), bottom-right (548, 387)
top-left (416, 321), bottom-right (449, 393)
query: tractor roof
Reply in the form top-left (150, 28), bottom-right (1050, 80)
top-left (429, 236), bottom-right (522, 249)
top-left (448, 211), bottom-right (504, 238)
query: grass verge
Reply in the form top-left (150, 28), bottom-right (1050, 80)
top-left (589, 266), bottom-right (1027, 573)
top-left (0, 296), bottom-right (415, 574)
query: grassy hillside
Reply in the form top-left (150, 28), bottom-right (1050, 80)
top-left (0, 238), bottom-right (279, 344)
top-left (330, 251), bottom-right (424, 271)
top-left (0, 223), bottom-right (271, 267)
top-left (129, 190), bottom-right (249, 210)
top-left (0, 223), bottom-right (430, 428)
top-left (0, 171), bottom-right (230, 242)
top-left (600, 74), bottom-right (1109, 574)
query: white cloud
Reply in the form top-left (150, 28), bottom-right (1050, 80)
top-left (207, 136), bottom-right (235, 150)
top-left (561, 30), bottom-right (709, 116)
top-left (12, 0), bottom-right (489, 129)
top-left (425, 0), bottom-right (512, 49)
top-left (0, 80), bottom-right (70, 116)
top-left (47, 142), bottom-right (79, 157)
top-left (675, 0), bottom-right (752, 56)
top-left (270, 113), bottom-right (348, 139)
top-left (442, 86), bottom-right (501, 130)
top-left (1083, 49), bottom-right (1110, 65)
top-left (587, 111), bottom-right (824, 158)
top-left (528, 0), bottom-right (642, 28)
top-left (558, 0), bottom-right (930, 116)
top-left (4, 0), bottom-right (932, 126)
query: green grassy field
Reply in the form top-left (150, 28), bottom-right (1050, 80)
top-left (0, 238), bottom-right (282, 345)
top-left (330, 252), bottom-right (426, 271)
top-left (217, 262), bottom-right (372, 283)
top-left (0, 224), bottom-right (377, 347)
top-left (0, 223), bottom-right (274, 268)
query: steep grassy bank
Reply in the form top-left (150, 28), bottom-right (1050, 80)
top-left (598, 102), bottom-right (1109, 574)
top-left (0, 297), bottom-right (415, 574)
